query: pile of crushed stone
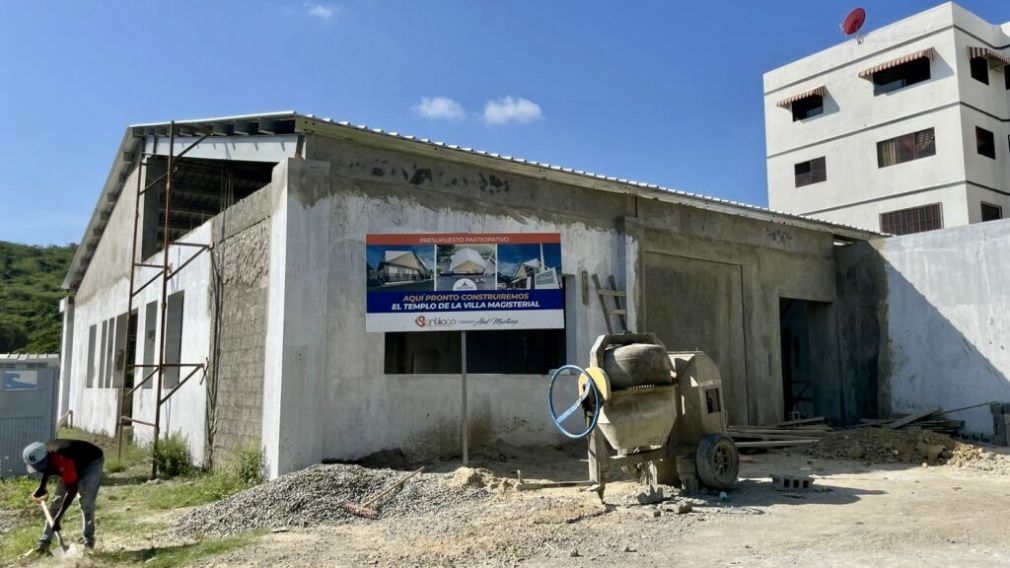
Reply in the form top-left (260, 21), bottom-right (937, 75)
top-left (804, 429), bottom-right (960, 464)
top-left (178, 464), bottom-right (495, 537)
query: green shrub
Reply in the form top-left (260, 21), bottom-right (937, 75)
top-left (153, 433), bottom-right (192, 478)
top-left (230, 444), bottom-right (264, 486)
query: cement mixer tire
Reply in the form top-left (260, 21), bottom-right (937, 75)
top-left (696, 433), bottom-right (739, 490)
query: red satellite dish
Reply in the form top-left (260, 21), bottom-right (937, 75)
top-left (842, 8), bottom-right (866, 36)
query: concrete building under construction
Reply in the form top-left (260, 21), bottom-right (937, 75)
top-left (56, 111), bottom-right (1010, 478)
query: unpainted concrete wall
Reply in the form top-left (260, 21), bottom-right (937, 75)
top-left (207, 184), bottom-right (273, 463)
top-left (874, 219), bottom-right (1010, 433)
top-left (255, 134), bottom-right (847, 476)
top-left (635, 203), bottom-right (840, 425)
top-left (261, 154), bottom-right (621, 477)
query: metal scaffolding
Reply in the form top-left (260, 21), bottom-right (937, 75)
top-left (115, 122), bottom-right (212, 478)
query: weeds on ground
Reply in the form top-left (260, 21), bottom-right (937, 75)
top-left (91, 532), bottom-right (260, 568)
top-left (105, 459), bottom-right (129, 474)
top-left (116, 444), bottom-right (265, 509)
top-left (0, 525), bottom-right (39, 560)
top-left (0, 476), bottom-right (37, 515)
top-left (118, 472), bottom-right (251, 510)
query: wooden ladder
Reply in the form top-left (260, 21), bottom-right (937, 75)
top-left (592, 274), bottom-right (627, 334)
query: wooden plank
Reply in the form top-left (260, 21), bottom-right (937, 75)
top-left (774, 417), bottom-right (826, 427)
top-left (727, 426), bottom-right (828, 434)
top-left (592, 274), bottom-right (613, 334)
top-left (608, 275), bottom-right (628, 332)
top-left (595, 289), bottom-right (626, 297)
top-left (885, 407), bottom-right (940, 430)
top-left (734, 439), bottom-right (820, 448)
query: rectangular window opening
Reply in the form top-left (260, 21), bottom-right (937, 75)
top-left (880, 203), bottom-right (943, 235)
top-left (877, 128), bottom-right (935, 168)
top-left (970, 57), bottom-right (990, 84)
top-left (86, 325), bottom-right (97, 388)
top-left (794, 157), bottom-right (827, 187)
top-left (1004, 65), bottom-right (1010, 90)
top-left (981, 202), bottom-right (1003, 222)
top-left (104, 318), bottom-right (115, 388)
top-left (142, 301), bottom-right (157, 389)
top-left (112, 312), bottom-right (128, 388)
top-left (791, 95), bottom-right (823, 121)
top-left (164, 292), bottom-right (185, 389)
top-left (384, 329), bottom-right (566, 375)
top-left (976, 126), bottom-right (996, 159)
top-left (99, 320), bottom-right (108, 389)
top-left (872, 57), bottom-right (931, 95)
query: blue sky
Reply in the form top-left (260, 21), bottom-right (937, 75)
top-left (0, 1), bottom-right (1006, 246)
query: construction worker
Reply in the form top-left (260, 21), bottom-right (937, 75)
top-left (21, 439), bottom-right (105, 556)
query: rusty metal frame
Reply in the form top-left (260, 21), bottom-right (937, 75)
top-left (115, 122), bottom-right (216, 478)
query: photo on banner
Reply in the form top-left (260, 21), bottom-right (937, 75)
top-left (365, 233), bottom-right (564, 332)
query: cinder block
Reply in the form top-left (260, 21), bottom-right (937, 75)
top-left (771, 474), bottom-right (813, 491)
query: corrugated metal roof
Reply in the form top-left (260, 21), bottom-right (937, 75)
top-left (0, 354), bottom-right (59, 362)
top-left (63, 111), bottom-right (882, 291)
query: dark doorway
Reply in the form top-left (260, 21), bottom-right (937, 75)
top-left (779, 298), bottom-right (838, 422)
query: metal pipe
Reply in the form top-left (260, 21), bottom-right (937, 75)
top-left (131, 269), bottom-right (165, 298)
top-left (151, 122), bottom-right (176, 480)
top-left (165, 246), bottom-right (210, 281)
top-left (120, 416), bottom-right (157, 428)
top-left (117, 155), bottom-right (146, 459)
top-left (461, 330), bottom-right (468, 466)
top-left (158, 365), bottom-right (204, 406)
top-left (124, 368), bottom-right (159, 397)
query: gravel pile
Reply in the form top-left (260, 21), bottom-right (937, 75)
top-left (178, 463), bottom-right (492, 537)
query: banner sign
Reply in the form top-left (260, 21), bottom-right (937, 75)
top-left (366, 233), bottom-right (564, 332)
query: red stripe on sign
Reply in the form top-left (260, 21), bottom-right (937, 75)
top-left (366, 233), bottom-right (561, 245)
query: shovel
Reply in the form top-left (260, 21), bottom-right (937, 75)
top-left (37, 499), bottom-right (80, 559)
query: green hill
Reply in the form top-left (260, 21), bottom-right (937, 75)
top-left (0, 241), bottom-right (76, 353)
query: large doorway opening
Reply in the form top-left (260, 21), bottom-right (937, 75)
top-left (779, 298), bottom-right (838, 422)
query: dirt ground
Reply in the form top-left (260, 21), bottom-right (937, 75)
top-left (185, 444), bottom-right (1010, 568)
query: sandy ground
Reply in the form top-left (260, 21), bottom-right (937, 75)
top-left (186, 446), bottom-right (1010, 568)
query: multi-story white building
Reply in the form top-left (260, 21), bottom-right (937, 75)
top-left (765, 3), bottom-right (1009, 234)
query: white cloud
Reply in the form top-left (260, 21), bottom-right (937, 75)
top-left (413, 96), bottom-right (466, 121)
top-left (481, 96), bottom-right (543, 125)
top-left (305, 3), bottom-right (338, 20)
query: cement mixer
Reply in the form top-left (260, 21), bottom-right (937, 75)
top-left (550, 333), bottom-right (739, 494)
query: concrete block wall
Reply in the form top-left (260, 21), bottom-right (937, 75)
top-left (208, 185), bottom-right (273, 464)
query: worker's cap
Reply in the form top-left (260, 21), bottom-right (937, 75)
top-left (22, 442), bottom-right (48, 473)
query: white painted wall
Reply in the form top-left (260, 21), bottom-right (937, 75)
top-left (66, 222), bottom-right (213, 466)
top-left (876, 218), bottom-right (1010, 433)
top-left (127, 224), bottom-right (213, 464)
top-left (764, 2), bottom-right (1010, 232)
